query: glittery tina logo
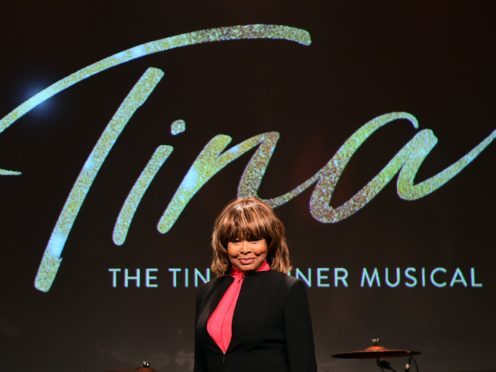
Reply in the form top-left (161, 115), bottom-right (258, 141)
top-left (0, 25), bottom-right (493, 292)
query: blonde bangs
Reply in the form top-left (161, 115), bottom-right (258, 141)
top-left (217, 204), bottom-right (273, 247)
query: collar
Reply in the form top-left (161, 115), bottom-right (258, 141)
top-left (231, 260), bottom-right (270, 278)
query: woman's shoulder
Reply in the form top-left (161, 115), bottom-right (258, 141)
top-left (196, 275), bottom-right (231, 296)
top-left (199, 274), bottom-right (229, 288)
top-left (261, 270), bottom-right (306, 290)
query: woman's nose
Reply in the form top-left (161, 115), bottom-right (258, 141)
top-left (239, 241), bottom-right (251, 253)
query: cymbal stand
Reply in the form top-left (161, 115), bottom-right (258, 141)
top-left (376, 357), bottom-right (397, 372)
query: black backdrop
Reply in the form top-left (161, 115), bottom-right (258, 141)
top-left (0, 1), bottom-right (495, 371)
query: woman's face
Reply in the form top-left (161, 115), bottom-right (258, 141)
top-left (227, 239), bottom-right (268, 272)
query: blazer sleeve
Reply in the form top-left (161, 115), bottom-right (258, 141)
top-left (194, 285), bottom-right (208, 372)
top-left (283, 279), bottom-right (317, 372)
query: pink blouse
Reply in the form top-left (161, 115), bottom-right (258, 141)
top-left (206, 261), bottom-right (270, 353)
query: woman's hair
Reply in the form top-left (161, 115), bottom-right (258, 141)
top-left (211, 197), bottom-right (292, 275)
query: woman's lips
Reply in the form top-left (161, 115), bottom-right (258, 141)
top-left (238, 258), bottom-right (255, 264)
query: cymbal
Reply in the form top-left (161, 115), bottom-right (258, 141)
top-left (333, 343), bottom-right (421, 359)
top-left (105, 368), bottom-right (156, 372)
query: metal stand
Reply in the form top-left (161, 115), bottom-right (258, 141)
top-left (377, 357), bottom-right (397, 372)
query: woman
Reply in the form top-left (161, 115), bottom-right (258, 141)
top-left (194, 197), bottom-right (317, 372)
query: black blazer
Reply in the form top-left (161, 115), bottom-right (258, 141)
top-left (194, 270), bottom-right (317, 372)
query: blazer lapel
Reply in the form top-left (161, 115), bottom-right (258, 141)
top-left (198, 276), bottom-right (234, 351)
top-left (227, 273), bottom-right (251, 352)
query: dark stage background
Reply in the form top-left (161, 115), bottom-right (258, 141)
top-left (0, 1), bottom-right (494, 371)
